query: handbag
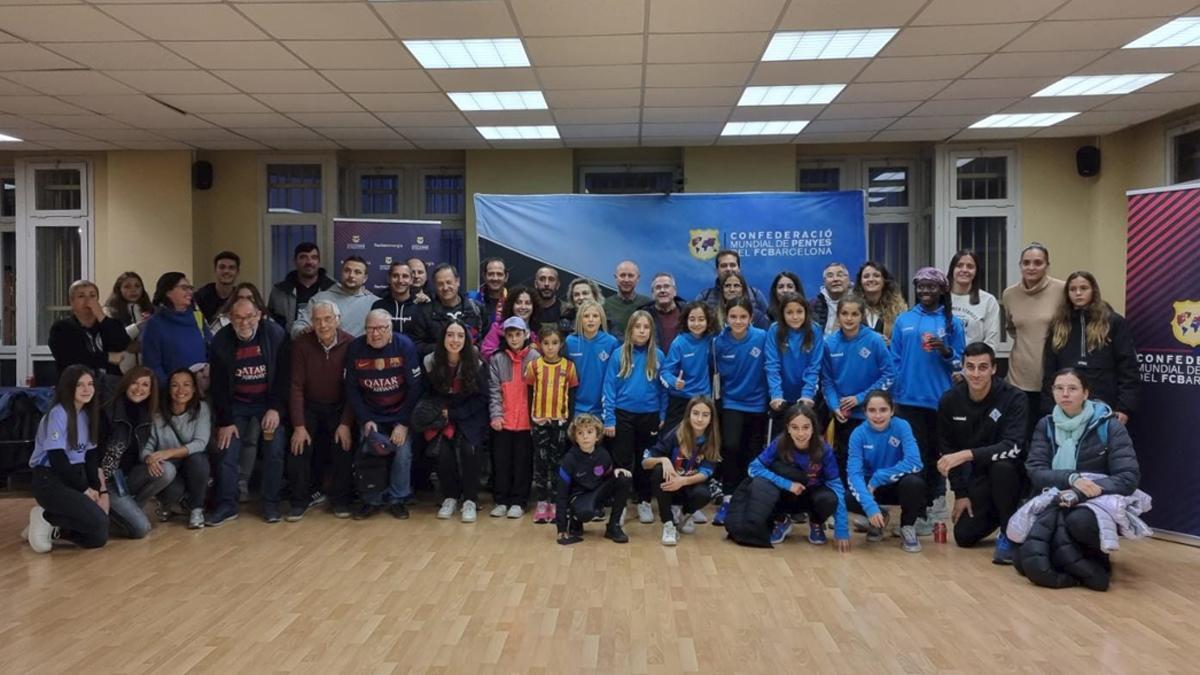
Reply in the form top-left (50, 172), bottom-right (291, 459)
top-left (353, 453), bottom-right (390, 495)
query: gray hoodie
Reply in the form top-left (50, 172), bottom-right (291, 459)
top-left (291, 284), bottom-right (379, 338)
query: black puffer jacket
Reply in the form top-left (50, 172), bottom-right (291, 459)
top-left (1040, 307), bottom-right (1139, 416)
top-left (724, 460), bottom-right (804, 547)
top-left (1014, 507), bottom-right (1111, 591)
top-left (1026, 402), bottom-right (1140, 497)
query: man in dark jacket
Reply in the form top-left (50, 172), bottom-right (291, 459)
top-left (268, 242), bottom-right (335, 332)
top-left (49, 280), bottom-right (130, 381)
top-left (194, 251), bottom-right (240, 323)
top-left (206, 298), bottom-right (290, 526)
top-left (409, 263), bottom-right (483, 356)
top-left (371, 261), bottom-right (425, 337)
top-left (467, 257), bottom-right (509, 336)
top-left (810, 262), bottom-right (852, 335)
top-left (693, 250), bottom-right (769, 317)
top-left (936, 342), bottom-right (1028, 564)
top-left (638, 272), bottom-right (687, 349)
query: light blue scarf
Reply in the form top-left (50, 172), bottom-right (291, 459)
top-left (1051, 400), bottom-right (1095, 471)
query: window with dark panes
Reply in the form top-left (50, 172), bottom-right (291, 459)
top-left (867, 167), bottom-right (908, 207)
top-left (1173, 128), bottom-right (1200, 184)
top-left (360, 174), bottom-right (400, 215)
top-left (956, 156), bottom-right (1008, 201)
top-left (425, 174), bottom-right (465, 215)
top-left (267, 164), bottom-right (322, 214)
top-left (798, 167), bottom-right (841, 192)
top-left (582, 170), bottom-right (676, 194)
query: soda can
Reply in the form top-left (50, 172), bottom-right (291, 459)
top-left (933, 522), bottom-right (947, 543)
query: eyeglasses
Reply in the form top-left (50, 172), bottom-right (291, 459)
top-left (365, 325), bottom-right (391, 333)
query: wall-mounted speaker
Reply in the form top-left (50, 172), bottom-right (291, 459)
top-left (1076, 146), bottom-right (1100, 177)
top-left (193, 160), bottom-right (213, 190)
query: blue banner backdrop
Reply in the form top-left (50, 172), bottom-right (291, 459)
top-left (333, 218), bottom-right (442, 295)
top-left (1125, 184), bottom-right (1200, 540)
top-left (475, 192), bottom-right (866, 300)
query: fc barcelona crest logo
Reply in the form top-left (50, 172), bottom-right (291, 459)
top-left (689, 229), bottom-right (720, 261)
top-left (1172, 300), bottom-right (1200, 348)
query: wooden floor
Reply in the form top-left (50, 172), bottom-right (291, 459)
top-left (2, 496), bottom-right (1197, 675)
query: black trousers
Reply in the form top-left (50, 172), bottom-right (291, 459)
top-left (649, 464), bottom-right (711, 523)
top-left (568, 475), bottom-right (631, 530)
top-left (777, 484), bottom-right (838, 524)
top-left (846, 473), bottom-right (927, 527)
top-left (897, 405), bottom-right (943, 505)
top-left (32, 466), bottom-right (108, 549)
top-left (718, 407), bottom-right (767, 495)
top-left (663, 395), bottom-right (690, 434)
top-left (290, 402), bottom-right (345, 505)
top-left (953, 459), bottom-right (1024, 548)
top-left (832, 417), bottom-right (864, 486)
top-left (1022, 389), bottom-right (1042, 445)
top-left (439, 436), bottom-right (479, 503)
top-left (160, 453), bottom-right (210, 511)
top-left (613, 410), bottom-right (661, 503)
top-left (492, 429), bottom-right (533, 506)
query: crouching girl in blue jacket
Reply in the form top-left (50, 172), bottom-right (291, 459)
top-left (846, 390), bottom-right (926, 553)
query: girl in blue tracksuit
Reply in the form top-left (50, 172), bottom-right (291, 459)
top-left (712, 297), bottom-right (769, 526)
top-left (820, 295), bottom-right (895, 476)
top-left (660, 301), bottom-right (717, 432)
top-left (765, 293), bottom-right (824, 421)
top-left (566, 299), bottom-right (619, 419)
top-left (641, 395), bottom-right (721, 546)
top-left (602, 310), bottom-right (666, 521)
top-left (748, 403), bottom-right (849, 550)
top-left (846, 390), bottom-right (926, 553)
top-left (890, 267), bottom-right (965, 514)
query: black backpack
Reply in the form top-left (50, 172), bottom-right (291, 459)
top-left (353, 453), bottom-right (390, 496)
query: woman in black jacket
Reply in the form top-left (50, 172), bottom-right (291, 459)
top-left (101, 366), bottom-right (171, 538)
top-left (1041, 271), bottom-right (1138, 424)
top-left (1026, 369), bottom-right (1140, 566)
top-left (421, 320), bottom-right (489, 523)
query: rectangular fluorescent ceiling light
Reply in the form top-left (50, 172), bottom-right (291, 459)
top-left (1124, 17), bottom-right (1200, 48)
top-left (970, 113), bottom-right (1079, 128)
top-left (1033, 73), bottom-right (1172, 97)
top-left (0, 133), bottom-right (21, 142)
top-left (448, 91), bottom-right (547, 111)
top-left (763, 29), bottom-right (898, 61)
top-left (721, 121), bottom-right (809, 136)
top-left (738, 85), bottom-right (845, 106)
top-left (403, 38), bottom-right (529, 69)
top-left (477, 125), bottom-right (559, 140)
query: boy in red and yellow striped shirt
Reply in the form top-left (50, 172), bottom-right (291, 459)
top-left (525, 327), bottom-right (579, 523)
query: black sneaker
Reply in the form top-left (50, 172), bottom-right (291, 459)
top-left (332, 504), bottom-right (352, 519)
top-left (604, 524), bottom-right (629, 544)
top-left (205, 506), bottom-right (239, 528)
top-left (568, 516), bottom-right (584, 537)
top-left (309, 491), bottom-right (327, 508)
top-left (389, 503), bottom-right (410, 520)
top-left (353, 503), bottom-right (381, 521)
top-left (263, 504), bottom-right (282, 524)
top-left (286, 505), bottom-right (307, 522)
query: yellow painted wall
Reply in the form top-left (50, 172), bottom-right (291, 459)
top-left (1018, 137), bottom-right (1099, 290)
top-left (191, 150), bottom-right (259, 286)
top-left (99, 151), bottom-right (193, 290)
top-left (684, 145), bottom-right (796, 192)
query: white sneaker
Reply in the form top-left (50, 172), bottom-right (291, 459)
top-left (691, 509), bottom-right (707, 524)
top-left (188, 508), bottom-right (205, 530)
top-left (506, 505), bottom-right (524, 519)
top-left (637, 501), bottom-right (654, 524)
top-left (489, 504), bottom-right (508, 518)
top-left (461, 500), bottom-right (477, 523)
top-left (27, 506), bottom-right (55, 554)
top-left (437, 498), bottom-right (457, 520)
top-left (679, 514), bottom-right (696, 535)
top-left (661, 521), bottom-right (678, 546)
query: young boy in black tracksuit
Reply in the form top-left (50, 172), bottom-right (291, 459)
top-left (555, 414), bottom-right (631, 545)
top-left (935, 342), bottom-right (1028, 564)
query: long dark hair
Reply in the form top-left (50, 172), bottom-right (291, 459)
top-left (1050, 271), bottom-right (1112, 354)
top-left (501, 285), bottom-right (534, 320)
top-left (152, 272), bottom-right (187, 308)
top-left (719, 271), bottom-right (753, 316)
top-left (768, 271), bottom-right (805, 321)
top-left (773, 292), bottom-right (815, 353)
top-left (47, 365), bottom-right (100, 447)
top-left (679, 301), bottom-right (716, 338)
top-left (947, 249), bottom-right (982, 305)
top-left (164, 367), bottom-right (202, 422)
top-left (775, 403), bottom-right (824, 467)
top-left (105, 271), bottom-right (153, 324)
top-left (430, 320), bottom-right (482, 395)
top-left (109, 365), bottom-right (159, 419)
top-left (218, 282), bottom-right (268, 317)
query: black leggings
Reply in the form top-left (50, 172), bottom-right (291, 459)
top-left (663, 395), bottom-right (690, 433)
top-left (832, 417), bottom-right (864, 486)
top-left (291, 402), bottom-right (345, 503)
top-left (776, 484), bottom-right (838, 524)
top-left (613, 410), bottom-right (660, 503)
top-left (32, 466), bottom-right (108, 549)
top-left (719, 407), bottom-right (767, 495)
top-left (439, 437), bottom-right (479, 503)
top-left (492, 429), bottom-right (532, 506)
top-left (897, 405), bottom-right (942, 505)
top-left (568, 475), bottom-right (632, 530)
top-left (649, 464), bottom-right (711, 523)
top-left (846, 473), bottom-right (927, 527)
top-left (954, 459), bottom-right (1024, 548)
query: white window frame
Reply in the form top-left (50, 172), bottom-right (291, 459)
top-left (258, 155), bottom-right (337, 291)
top-left (935, 145), bottom-right (1021, 354)
top-left (0, 168), bottom-right (14, 381)
top-left (576, 164), bottom-right (682, 194)
top-left (863, 160), bottom-right (918, 293)
top-left (1165, 118), bottom-right (1200, 185)
top-left (14, 159), bottom-right (94, 384)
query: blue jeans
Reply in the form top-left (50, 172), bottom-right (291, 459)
top-left (108, 464), bottom-right (175, 539)
top-left (362, 423), bottom-right (412, 506)
top-left (218, 407), bottom-right (287, 511)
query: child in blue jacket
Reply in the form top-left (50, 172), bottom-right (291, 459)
top-left (846, 390), bottom-right (926, 553)
top-left (748, 403), bottom-right (849, 550)
top-left (660, 301), bottom-right (717, 431)
top-left (566, 300), bottom-right (619, 418)
top-left (765, 293), bottom-right (824, 417)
